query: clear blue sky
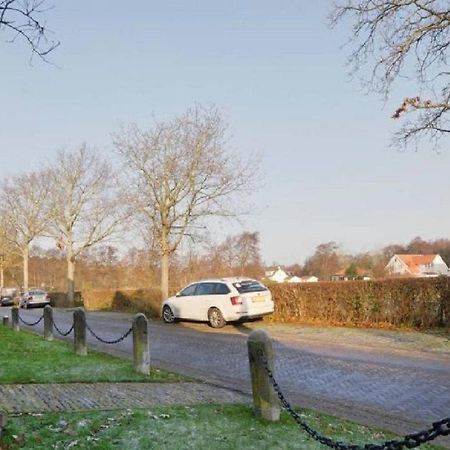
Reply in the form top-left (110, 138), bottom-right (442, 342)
top-left (1, 1), bottom-right (449, 265)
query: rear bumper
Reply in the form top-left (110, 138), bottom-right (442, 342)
top-left (225, 307), bottom-right (274, 322)
top-left (28, 301), bottom-right (51, 307)
top-left (234, 311), bottom-right (273, 321)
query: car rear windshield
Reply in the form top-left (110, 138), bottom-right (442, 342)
top-left (232, 280), bottom-right (267, 294)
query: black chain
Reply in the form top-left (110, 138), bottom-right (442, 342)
top-left (85, 322), bottom-right (133, 344)
top-left (257, 349), bottom-right (450, 450)
top-left (18, 313), bottom-right (44, 327)
top-left (51, 318), bottom-right (74, 337)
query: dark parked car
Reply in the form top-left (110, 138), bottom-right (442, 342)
top-left (0, 288), bottom-right (18, 306)
top-left (0, 296), bottom-right (14, 306)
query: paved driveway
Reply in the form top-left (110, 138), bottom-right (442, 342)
top-left (6, 307), bottom-right (450, 441)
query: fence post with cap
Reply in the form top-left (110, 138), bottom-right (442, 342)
top-left (43, 305), bottom-right (53, 341)
top-left (74, 308), bottom-right (87, 356)
top-left (133, 313), bottom-right (150, 375)
top-left (247, 329), bottom-right (280, 421)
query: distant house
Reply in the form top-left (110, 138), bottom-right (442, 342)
top-left (265, 267), bottom-right (289, 283)
top-left (331, 268), bottom-right (372, 282)
top-left (385, 254), bottom-right (449, 277)
top-left (287, 275), bottom-right (319, 283)
top-left (298, 275), bottom-right (318, 283)
top-left (287, 275), bottom-right (302, 283)
top-left (265, 268), bottom-right (318, 283)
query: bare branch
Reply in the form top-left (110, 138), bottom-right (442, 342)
top-left (0, 0), bottom-right (59, 61)
top-left (331, 0), bottom-right (450, 148)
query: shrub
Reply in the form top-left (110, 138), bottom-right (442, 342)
top-left (82, 288), bottom-right (162, 318)
top-left (268, 277), bottom-right (450, 328)
top-left (48, 291), bottom-right (83, 308)
top-left (57, 277), bottom-right (450, 329)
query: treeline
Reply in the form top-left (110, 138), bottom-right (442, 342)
top-left (278, 236), bottom-right (450, 281)
top-left (2, 231), bottom-right (263, 293)
top-left (5, 233), bottom-right (449, 293)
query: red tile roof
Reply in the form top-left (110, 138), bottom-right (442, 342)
top-left (396, 254), bottom-right (437, 274)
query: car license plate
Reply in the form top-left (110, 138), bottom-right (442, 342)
top-left (252, 295), bottom-right (266, 303)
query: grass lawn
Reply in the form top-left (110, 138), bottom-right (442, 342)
top-left (0, 326), bottom-right (446, 449)
top-left (0, 325), bottom-right (186, 383)
top-left (2, 405), bottom-right (445, 450)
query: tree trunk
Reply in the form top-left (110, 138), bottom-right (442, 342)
top-left (23, 245), bottom-right (29, 291)
top-left (67, 254), bottom-right (75, 306)
top-left (160, 252), bottom-right (169, 301)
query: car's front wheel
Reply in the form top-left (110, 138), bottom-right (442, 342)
top-left (208, 307), bottom-right (226, 328)
top-left (162, 305), bottom-right (175, 324)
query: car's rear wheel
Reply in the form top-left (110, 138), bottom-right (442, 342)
top-left (208, 308), bottom-right (226, 328)
top-left (162, 305), bottom-right (175, 324)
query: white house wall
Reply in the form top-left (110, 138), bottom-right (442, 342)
top-left (386, 256), bottom-right (410, 275)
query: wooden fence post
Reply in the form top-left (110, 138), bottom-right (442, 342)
top-left (11, 307), bottom-right (19, 331)
top-left (44, 305), bottom-right (54, 341)
top-left (133, 313), bottom-right (150, 375)
top-left (2, 316), bottom-right (8, 327)
top-left (247, 329), bottom-right (280, 421)
top-left (73, 308), bottom-right (87, 356)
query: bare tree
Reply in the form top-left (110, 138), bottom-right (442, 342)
top-left (0, 170), bottom-right (51, 290)
top-left (234, 231), bottom-right (262, 274)
top-left (48, 145), bottom-right (127, 304)
top-left (211, 231), bottom-right (262, 277)
top-left (303, 241), bottom-right (343, 280)
top-left (0, 218), bottom-right (19, 290)
top-left (113, 105), bottom-right (258, 300)
top-left (0, 0), bottom-right (59, 59)
top-left (331, 0), bottom-right (450, 148)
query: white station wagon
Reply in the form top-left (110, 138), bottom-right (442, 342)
top-left (162, 277), bottom-right (274, 328)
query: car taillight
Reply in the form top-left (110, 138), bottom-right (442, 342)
top-left (28, 296), bottom-right (32, 300)
top-left (230, 296), bottom-right (242, 305)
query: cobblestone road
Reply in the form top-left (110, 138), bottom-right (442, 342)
top-left (7, 308), bottom-right (450, 442)
top-left (0, 382), bottom-right (247, 413)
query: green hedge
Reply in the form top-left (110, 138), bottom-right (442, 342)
top-left (50, 277), bottom-right (450, 329)
top-left (268, 277), bottom-right (450, 328)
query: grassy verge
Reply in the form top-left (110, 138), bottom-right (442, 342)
top-left (0, 326), bottom-right (186, 383)
top-left (2, 405), bottom-right (444, 450)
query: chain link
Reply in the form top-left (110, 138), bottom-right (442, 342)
top-left (257, 349), bottom-right (450, 450)
top-left (51, 318), bottom-right (74, 337)
top-left (85, 322), bottom-right (133, 344)
top-left (18, 312), bottom-right (44, 327)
